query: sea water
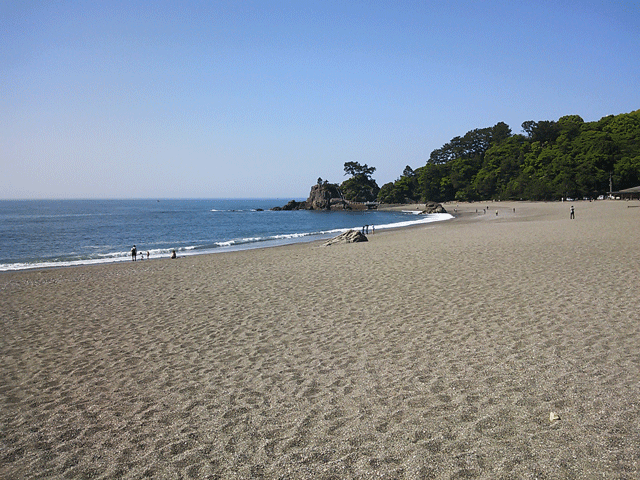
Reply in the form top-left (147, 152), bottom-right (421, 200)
top-left (0, 199), bottom-right (452, 271)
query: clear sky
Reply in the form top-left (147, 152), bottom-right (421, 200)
top-left (2, 1), bottom-right (639, 199)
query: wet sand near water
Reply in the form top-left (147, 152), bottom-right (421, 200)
top-left (1, 200), bottom-right (639, 478)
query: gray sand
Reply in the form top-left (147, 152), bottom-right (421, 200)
top-left (1, 200), bottom-right (639, 478)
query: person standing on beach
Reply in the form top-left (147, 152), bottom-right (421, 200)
top-left (570, 205), bottom-right (575, 219)
top-left (131, 245), bottom-right (137, 261)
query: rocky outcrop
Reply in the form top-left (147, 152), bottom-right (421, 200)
top-left (306, 183), bottom-right (347, 210)
top-left (323, 229), bottom-right (368, 246)
top-left (422, 202), bottom-right (447, 214)
top-left (306, 184), bottom-right (331, 210)
top-left (329, 198), bottom-right (350, 210)
top-left (271, 200), bottom-right (307, 211)
top-left (273, 182), bottom-right (347, 211)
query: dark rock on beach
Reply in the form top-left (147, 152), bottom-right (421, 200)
top-left (323, 229), bottom-right (368, 246)
top-left (422, 201), bottom-right (447, 214)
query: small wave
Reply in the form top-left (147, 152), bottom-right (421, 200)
top-left (0, 255), bottom-right (132, 272)
top-left (214, 236), bottom-right (264, 248)
top-left (272, 232), bottom-right (314, 240)
top-left (210, 208), bottom-right (251, 213)
top-left (215, 240), bottom-right (235, 247)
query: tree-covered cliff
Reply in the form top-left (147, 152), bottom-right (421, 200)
top-left (340, 162), bottom-right (380, 202)
top-left (379, 110), bottom-right (640, 202)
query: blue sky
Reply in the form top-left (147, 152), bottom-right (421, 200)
top-left (2, 1), bottom-right (639, 199)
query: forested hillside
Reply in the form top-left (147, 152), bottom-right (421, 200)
top-left (378, 110), bottom-right (640, 202)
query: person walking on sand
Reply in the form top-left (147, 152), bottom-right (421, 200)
top-left (131, 245), bottom-right (137, 261)
top-left (570, 205), bottom-right (575, 219)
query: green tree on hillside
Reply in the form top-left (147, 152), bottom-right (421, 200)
top-left (378, 166), bottom-right (419, 203)
top-left (377, 110), bottom-right (640, 203)
top-left (340, 162), bottom-right (380, 202)
top-left (343, 162), bottom-right (376, 178)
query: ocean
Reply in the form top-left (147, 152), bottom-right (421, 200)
top-left (0, 199), bottom-right (452, 271)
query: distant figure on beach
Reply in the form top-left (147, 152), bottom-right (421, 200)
top-left (147, 251), bottom-right (150, 259)
top-left (170, 249), bottom-right (177, 259)
top-left (570, 205), bottom-right (575, 219)
top-left (372, 225), bottom-right (375, 234)
top-left (131, 245), bottom-right (137, 261)
top-left (496, 210), bottom-right (498, 216)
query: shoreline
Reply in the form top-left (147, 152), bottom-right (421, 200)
top-left (4, 199), bottom-right (633, 274)
top-left (0, 207), bottom-right (452, 274)
top-left (2, 200), bottom-right (639, 478)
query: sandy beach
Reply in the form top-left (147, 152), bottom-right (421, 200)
top-left (1, 200), bottom-right (639, 479)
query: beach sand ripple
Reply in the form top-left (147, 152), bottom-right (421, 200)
top-left (1, 201), bottom-right (639, 478)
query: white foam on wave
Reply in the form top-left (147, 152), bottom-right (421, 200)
top-left (373, 212), bottom-right (453, 230)
top-left (215, 240), bottom-right (235, 247)
top-left (272, 232), bottom-right (313, 240)
top-left (0, 246), bottom-right (189, 271)
top-left (0, 255), bottom-right (132, 272)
